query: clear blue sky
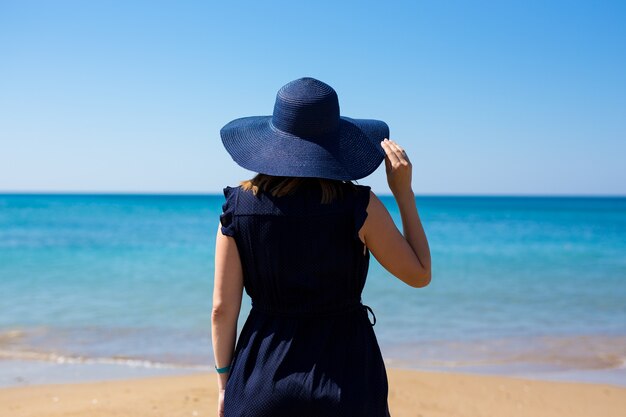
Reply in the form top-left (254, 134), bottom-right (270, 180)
top-left (1, 0), bottom-right (624, 195)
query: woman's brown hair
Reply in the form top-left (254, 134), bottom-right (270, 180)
top-left (240, 174), bottom-right (357, 204)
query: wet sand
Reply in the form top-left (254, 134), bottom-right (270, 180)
top-left (1, 367), bottom-right (624, 417)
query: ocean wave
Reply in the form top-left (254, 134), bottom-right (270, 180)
top-left (386, 333), bottom-right (626, 371)
top-left (0, 327), bottom-right (212, 370)
top-left (2, 328), bottom-right (625, 374)
top-left (0, 349), bottom-right (212, 371)
top-left (0, 328), bottom-right (31, 347)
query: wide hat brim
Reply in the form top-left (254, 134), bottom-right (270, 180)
top-left (220, 116), bottom-right (389, 181)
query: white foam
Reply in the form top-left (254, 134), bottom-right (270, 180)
top-left (0, 350), bottom-right (211, 371)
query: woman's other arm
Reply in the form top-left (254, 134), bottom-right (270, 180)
top-left (211, 224), bottom-right (244, 391)
top-left (360, 139), bottom-right (432, 288)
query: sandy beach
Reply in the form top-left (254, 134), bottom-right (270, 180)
top-left (1, 367), bottom-right (624, 417)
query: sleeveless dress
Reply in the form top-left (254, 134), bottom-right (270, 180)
top-left (220, 181), bottom-right (391, 417)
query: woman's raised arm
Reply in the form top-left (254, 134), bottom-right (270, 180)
top-left (359, 139), bottom-right (431, 288)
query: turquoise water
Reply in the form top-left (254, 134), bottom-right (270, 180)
top-left (1, 193), bottom-right (625, 387)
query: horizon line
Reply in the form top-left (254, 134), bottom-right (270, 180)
top-left (1, 190), bottom-right (625, 198)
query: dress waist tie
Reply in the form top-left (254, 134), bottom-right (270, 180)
top-left (251, 301), bottom-right (377, 326)
top-left (361, 304), bottom-right (377, 326)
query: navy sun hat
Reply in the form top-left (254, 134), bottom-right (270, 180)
top-left (220, 77), bottom-right (389, 181)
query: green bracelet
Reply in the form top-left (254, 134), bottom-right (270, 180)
top-left (215, 363), bottom-right (232, 374)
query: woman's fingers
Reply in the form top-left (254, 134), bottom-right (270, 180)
top-left (381, 138), bottom-right (413, 194)
top-left (383, 139), bottom-right (410, 167)
top-left (388, 139), bottom-right (410, 164)
top-left (381, 139), bottom-right (401, 167)
top-left (389, 139), bottom-right (402, 152)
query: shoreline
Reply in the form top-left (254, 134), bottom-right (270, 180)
top-left (2, 329), bottom-right (625, 389)
top-left (1, 367), bottom-right (625, 417)
top-left (1, 355), bottom-right (625, 390)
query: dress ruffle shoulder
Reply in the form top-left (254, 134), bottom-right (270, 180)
top-left (220, 186), bottom-right (238, 237)
top-left (353, 185), bottom-right (372, 240)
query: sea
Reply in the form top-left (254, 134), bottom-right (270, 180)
top-left (1, 193), bottom-right (625, 388)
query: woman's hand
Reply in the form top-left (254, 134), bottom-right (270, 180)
top-left (218, 388), bottom-right (225, 416)
top-left (381, 138), bottom-right (413, 197)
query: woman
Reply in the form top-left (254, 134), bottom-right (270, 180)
top-left (212, 77), bottom-right (431, 417)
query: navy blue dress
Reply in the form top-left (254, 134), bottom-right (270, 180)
top-left (220, 181), bottom-right (391, 417)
